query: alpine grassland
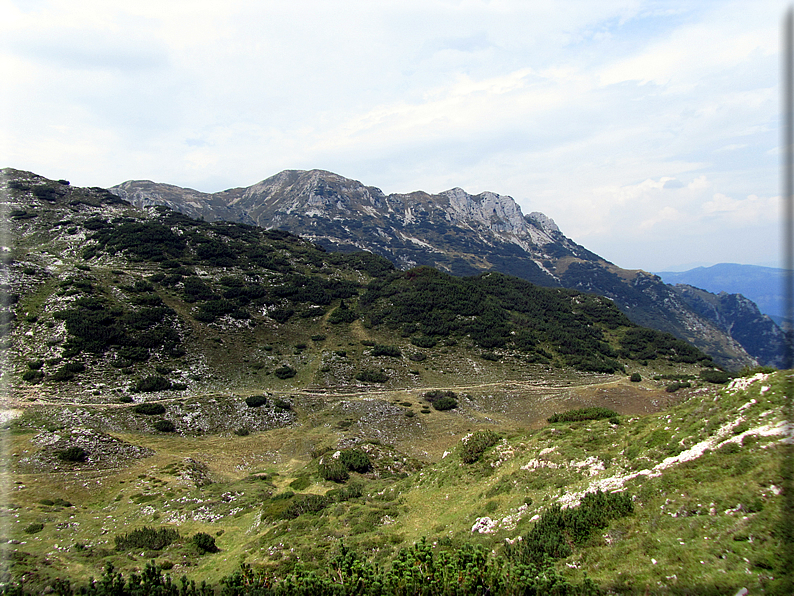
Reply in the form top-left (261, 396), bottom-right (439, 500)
top-left (2, 170), bottom-right (789, 594)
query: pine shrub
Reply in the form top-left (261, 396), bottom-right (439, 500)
top-left (133, 403), bottom-right (166, 415)
top-left (547, 407), bottom-right (618, 423)
top-left (460, 430), bottom-right (500, 464)
top-left (191, 532), bottom-right (219, 554)
top-left (115, 526), bottom-right (180, 551)
top-left (57, 446), bottom-right (88, 462)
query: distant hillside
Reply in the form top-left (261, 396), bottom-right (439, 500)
top-left (111, 170), bottom-right (780, 370)
top-left (656, 263), bottom-right (785, 319)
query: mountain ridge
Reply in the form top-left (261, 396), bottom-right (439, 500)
top-left (110, 169), bottom-right (783, 370)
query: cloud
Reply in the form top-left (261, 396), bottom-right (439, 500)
top-left (0, 0), bottom-right (786, 271)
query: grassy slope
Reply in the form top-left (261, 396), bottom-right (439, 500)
top-left (4, 370), bottom-right (786, 594)
top-left (3, 171), bottom-right (786, 593)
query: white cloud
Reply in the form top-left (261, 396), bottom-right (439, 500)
top-left (0, 0), bottom-right (788, 270)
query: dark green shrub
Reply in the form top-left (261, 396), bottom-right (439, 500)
top-left (118, 395), bottom-right (134, 403)
top-left (273, 398), bottom-right (292, 411)
top-left (460, 430), bottom-right (500, 464)
top-left (234, 428), bottom-right (250, 436)
top-left (700, 369), bottom-right (731, 384)
top-left (133, 403), bottom-right (166, 415)
top-left (27, 360), bottom-right (44, 370)
top-left (547, 407), bottom-right (619, 423)
top-left (135, 376), bottom-right (172, 392)
top-left (665, 381), bottom-right (691, 393)
top-left (115, 526), bottom-right (179, 551)
top-left (22, 370), bottom-right (44, 383)
top-left (432, 396), bottom-right (458, 411)
top-left (192, 532), bottom-right (219, 554)
top-left (57, 446), bottom-right (87, 462)
top-left (629, 372), bottom-right (641, 382)
top-left (424, 389), bottom-right (459, 410)
top-left (480, 351), bottom-right (499, 361)
top-left (339, 449), bottom-right (371, 473)
top-left (274, 365), bottom-right (297, 379)
top-left (153, 419), bottom-right (175, 432)
top-left (328, 301), bottom-right (357, 324)
top-left (51, 364), bottom-right (84, 382)
top-left (371, 344), bottom-right (402, 357)
top-left (311, 334), bottom-right (326, 341)
top-left (245, 395), bottom-right (268, 408)
top-left (24, 523), bottom-right (44, 534)
top-left (289, 476), bottom-right (311, 491)
top-left (408, 352), bottom-right (427, 362)
top-left (356, 369), bottom-right (389, 383)
top-left (319, 459), bottom-right (349, 482)
top-left (506, 490), bottom-right (633, 567)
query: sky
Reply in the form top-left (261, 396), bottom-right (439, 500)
top-left (0, 0), bottom-right (789, 271)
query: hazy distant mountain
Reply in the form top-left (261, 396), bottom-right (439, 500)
top-left (655, 263), bottom-right (785, 320)
top-left (112, 170), bottom-right (783, 369)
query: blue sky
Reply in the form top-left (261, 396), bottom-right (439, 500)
top-left (1, 0), bottom-right (787, 271)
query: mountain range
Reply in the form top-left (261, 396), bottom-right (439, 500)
top-left (656, 263), bottom-right (787, 323)
top-left (111, 169), bottom-right (785, 370)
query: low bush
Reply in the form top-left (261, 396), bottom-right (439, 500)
top-left (133, 403), bottom-right (166, 415)
top-left (460, 430), bottom-right (500, 464)
top-left (371, 344), bottom-right (402, 357)
top-left (234, 428), bottom-right (250, 436)
top-left (432, 397), bottom-right (458, 411)
top-left (283, 494), bottom-right (332, 519)
top-left (319, 459), bottom-right (349, 483)
top-left (665, 381), bottom-right (691, 393)
top-left (134, 376), bottom-right (172, 392)
top-left (506, 490), bottom-right (633, 567)
top-left (115, 526), bottom-right (180, 551)
top-left (24, 523), bottom-right (44, 534)
top-left (274, 365), bottom-right (297, 379)
top-left (328, 301), bottom-right (356, 324)
top-left (245, 395), bottom-right (268, 408)
top-left (153, 419), bottom-right (175, 432)
top-left (289, 476), bottom-right (311, 491)
top-left (424, 390), bottom-right (459, 410)
top-left (700, 369), bottom-right (731, 384)
top-left (408, 352), bottom-right (427, 362)
top-left (356, 369), bottom-right (389, 383)
top-left (629, 372), bottom-right (641, 382)
top-left (22, 370), bottom-right (44, 384)
top-left (192, 532), bottom-right (219, 554)
top-left (339, 449), bottom-right (372, 473)
top-left (547, 407), bottom-right (618, 423)
top-left (480, 351), bottom-right (500, 361)
top-left (57, 446), bottom-right (87, 462)
top-left (273, 398), bottom-right (292, 411)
